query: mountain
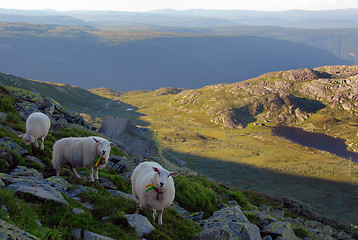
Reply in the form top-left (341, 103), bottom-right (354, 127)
top-left (2, 8), bottom-right (358, 29)
top-left (0, 22), bottom-right (351, 92)
top-left (0, 67), bottom-right (357, 239)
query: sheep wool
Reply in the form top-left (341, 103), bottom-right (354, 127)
top-left (18, 112), bottom-right (51, 150)
top-left (131, 161), bottom-right (178, 225)
top-left (51, 136), bottom-right (115, 182)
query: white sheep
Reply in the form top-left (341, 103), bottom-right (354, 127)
top-left (51, 136), bottom-right (115, 182)
top-left (131, 161), bottom-right (179, 225)
top-left (18, 112), bottom-right (51, 150)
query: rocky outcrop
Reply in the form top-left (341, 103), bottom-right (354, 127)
top-left (198, 206), bottom-right (262, 240)
top-left (0, 219), bottom-right (40, 240)
top-left (99, 115), bottom-right (162, 158)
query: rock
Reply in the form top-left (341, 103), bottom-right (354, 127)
top-left (0, 137), bottom-right (27, 155)
top-left (124, 214), bottom-right (155, 237)
top-left (99, 115), bottom-right (161, 158)
top-left (108, 190), bottom-right (138, 203)
top-left (83, 230), bottom-right (115, 240)
top-left (72, 228), bottom-right (81, 240)
top-left (0, 219), bottom-right (40, 240)
top-left (0, 112), bottom-right (6, 121)
top-left (282, 68), bottom-right (328, 82)
top-left (72, 208), bottom-right (85, 215)
top-left (199, 206), bottom-right (261, 240)
top-left (25, 156), bottom-right (46, 169)
top-left (0, 179), bottom-right (5, 188)
top-left (35, 219), bottom-right (42, 227)
top-left (1, 205), bottom-right (7, 212)
top-left (6, 182), bottom-right (68, 205)
top-left (262, 221), bottom-right (296, 240)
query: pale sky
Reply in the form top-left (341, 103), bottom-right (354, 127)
top-left (0, 0), bottom-right (358, 12)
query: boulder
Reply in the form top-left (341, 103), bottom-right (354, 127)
top-left (0, 137), bottom-right (27, 155)
top-left (199, 206), bottom-right (261, 240)
top-left (83, 230), bottom-right (115, 240)
top-left (0, 219), bottom-right (40, 240)
top-left (6, 182), bottom-right (68, 205)
top-left (124, 214), bottom-right (155, 237)
top-left (262, 221), bottom-right (296, 240)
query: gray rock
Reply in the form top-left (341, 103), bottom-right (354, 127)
top-left (25, 156), bottom-right (46, 169)
top-left (1, 205), bottom-right (7, 212)
top-left (35, 219), bottom-right (42, 227)
top-left (99, 115), bottom-right (161, 158)
top-left (108, 189), bottom-right (138, 203)
top-left (72, 228), bottom-right (81, 240)
top-left (200, 206), bottom-right (261, 240)
top-left (0, 219), bottom-right (40, 239)
top-left (0, 137), bottom-right (28, 155)
top-left (0, 112), bottom-right (6, 121)
top-left (124, 214), bottom-right (155, 237)
top-left (262, 221), bottom-right (296, 240)
top-left (83, 230), bottom-right (115, 240)
top-left (0, 178), bottom-right (5, 188)
top-left (73, 208), bottom-right (85, 215)
top-left (6, 182), bottom-right (68, 205)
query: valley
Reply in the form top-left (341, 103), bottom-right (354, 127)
top-left (92, 66), bottom-right (358, 225)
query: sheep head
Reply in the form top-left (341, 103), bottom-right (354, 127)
top-left (93, 137), bottom-right (115, 164)
top-left (18, 133), bottom-right (35, 146)
top-left (152, 167), bottom-right (178, 191)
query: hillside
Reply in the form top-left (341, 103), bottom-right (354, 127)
top-left (2, 79), bottom-right (357, 239)
top-left (0, 21), bottom-right (353, 91)
top-left (105, 65), bottom-right (358, 228)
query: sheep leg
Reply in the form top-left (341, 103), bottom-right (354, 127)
top-left (158, 209), bottom-right (163, 225)
top-left (56, 168), bottom-right (62, 177)
top-left (71, 167), bottom-right (81, 179)
top-left (40, 137), bottom-right (45, 150)
top-left (135, 204), bottom-right (142, 214)
top-left (151, 208), bottom-right (157, 222)
top-left (89, 167), bottom-right (94, 182)
top-left (94, 166), bottom-right (99, 181)
top-left (34, 139), bottom-right (39, 148)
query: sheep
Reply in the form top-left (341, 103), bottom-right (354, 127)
top-left (18, 112), bottom-right (51, 150)
top-left (51, 136), bottom-right (115, 182)
top-left (131, 161), bottom-right (179, 225)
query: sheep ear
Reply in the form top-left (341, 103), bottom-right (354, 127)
top-left (110, 142), bottom-right (116, 146)
top-left (18, 134), bottom-right (24, 138)
top-left (93, 137), bottom-right (99, 143)
top-left (170, 172), bottom-right (179, 177)
top-left (153, 167), bottom-right (159, 172)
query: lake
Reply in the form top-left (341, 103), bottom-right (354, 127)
top-left (272, 126), bottom-right (358, 163)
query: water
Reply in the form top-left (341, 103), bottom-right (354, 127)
top-left (272, 126), bottom-right (358, 163)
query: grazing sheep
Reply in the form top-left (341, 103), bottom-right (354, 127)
top-left (51, 136), bottom-right (115, 181)
top-left (131, 161), bottom-right (179, 225)
top-left (18, 112), bottom-right (51, 150)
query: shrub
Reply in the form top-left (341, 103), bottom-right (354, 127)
top-left (174, 175), bottom-right (217, 218)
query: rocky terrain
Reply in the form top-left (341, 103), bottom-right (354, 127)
top-left (171, 66), bottom-right (358, 129)
top-left (1, 73), bottom-right (357, 239)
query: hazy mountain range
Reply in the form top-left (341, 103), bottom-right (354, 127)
top-left (0, 8), bottom-right (357, 91)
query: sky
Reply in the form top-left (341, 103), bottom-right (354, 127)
top-left (0, 0), bottom-right (358, 12)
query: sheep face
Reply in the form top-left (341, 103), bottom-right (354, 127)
top-left (93, 137), bottom-right (115, 165)
top-left (152, 167), bottom-right (179, 190)
top-left (19, 133), bottom-right (35, 146)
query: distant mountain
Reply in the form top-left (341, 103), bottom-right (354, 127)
top-left (1, 8), bottom-right (358, 28)
top-left (0, 22), bottom-right (350, 92)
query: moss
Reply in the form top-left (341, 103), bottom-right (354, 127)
top-left (293, 225), bottom-right (313, 239)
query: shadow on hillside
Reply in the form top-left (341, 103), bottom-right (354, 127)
top-left (166, 150), bottom-right (358, 230)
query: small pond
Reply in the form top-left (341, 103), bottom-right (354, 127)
top-left (272, 126), bottom-right (358, 163)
